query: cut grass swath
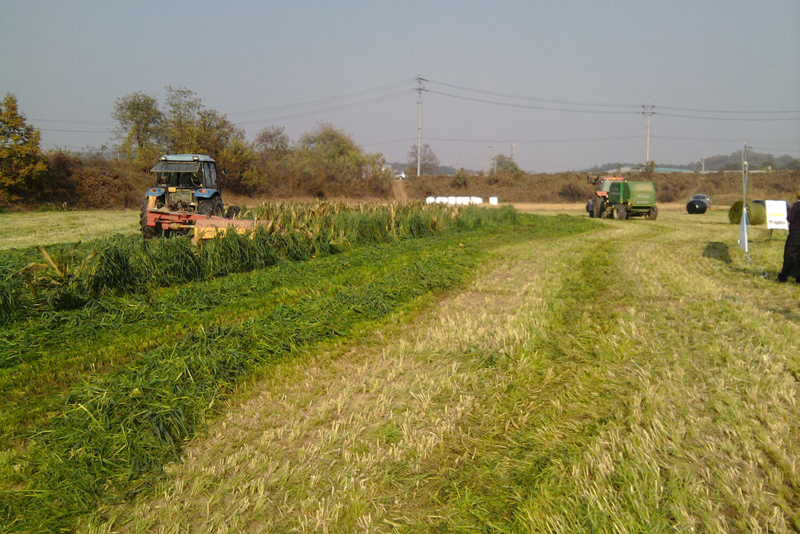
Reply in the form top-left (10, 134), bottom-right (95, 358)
top-left (0, 202), bottom-right (519, 325)
top-left (0, 206), bottom-right (589, 532)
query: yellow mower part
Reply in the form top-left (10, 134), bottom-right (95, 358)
top-left (192, 218), bottom-right (258, 245)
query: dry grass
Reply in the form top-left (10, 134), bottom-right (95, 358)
top-left (506, 202), bottom-right (738, 214)
top-left (79, 210), bottom-right (800, 533)
top-left (0, 210), bottom-right (140, 250)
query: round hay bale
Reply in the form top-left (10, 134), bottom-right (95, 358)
top-left (686, 200), bottom-right (707, 214)
top-left (728, 201), bottom-right (766, 225)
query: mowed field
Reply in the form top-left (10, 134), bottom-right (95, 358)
top-left (3, 205), bottom-right (799, 533)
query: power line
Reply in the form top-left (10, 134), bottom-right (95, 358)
top-left (658, 105), bottom-right (799, 114)
top-left (227, 79), bottom-right (416, 117)
top-left (652, 134), bottom-right (799, 144)
top-left (361, 137), bottom-right (418, 148)
top-left (426, 79), bottom-right (640, 109)
top-left (426, 79), bottom-right (800, 120)
top-left (38, 128), bottom-right (112, 133)
top-left (425, 135), bottom-right (643, 144)
top-left (658, 111), bottom-right (800, 122)
top-left (28, 79), bottom-right (418, 133)
top-left (425, 89), bottom-right (639, 115)
top-left (233, 90), bottom-right (412, 125)
top-left (30, 118), bottom-right (115, 124)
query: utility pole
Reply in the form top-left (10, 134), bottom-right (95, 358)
top-left (415, 75), bottom-right (426, 177)
top-left (742, 142), bottom-right (749, 203)
top-left (641, 101), bottom-right (655, 164)
top-left (510, 142), bottom-right (515, 161)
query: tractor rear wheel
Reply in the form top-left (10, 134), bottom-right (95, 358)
top-left (198, 196), bottom-right (224, 217)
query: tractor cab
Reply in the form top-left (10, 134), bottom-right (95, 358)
top-left (590, 175), bottom-right (625, 197)
top-left (146, 154), bottom-right (221, 214)
top-left (151, 155), bottom-right (218, 189)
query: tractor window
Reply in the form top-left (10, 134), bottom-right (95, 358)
top-left (156, 173), bottom-right (179, 186)
top-left (205, 163), bottom-right (218, 189)
top-left (151, 162), bottom-right (202, 187)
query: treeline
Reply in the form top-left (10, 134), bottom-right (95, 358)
top-left (0, 89), bottom-right (392, 209)
top-left (407, 167), bottom-right (800, 204)
top-left (3, 90), bottom-right (798, 210)
top-left (586, 151), bottom-right (800, 174)
top-left (689, 150), bottom-right (800, 172)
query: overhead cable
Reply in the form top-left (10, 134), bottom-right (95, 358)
top-left (227, 79), bottom-right (416, 117)
top-left (234, 90), bottom-right (412, 125)
top-left (38, 128), bottom-right (112, 133)
top-left (658, 111), bottom-right (799, 122)
top-left (425, 89), bottom-right (640, 115)
top-left (658, 105), bottom-right (799, 114)
top-left (426, 79), bottom-right (640, 109)
top-left (425, 135), bottom-right (643, 144)
top-left (426, 79), bottom-right (800, 120)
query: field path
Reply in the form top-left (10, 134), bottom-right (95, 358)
top-left (85, 212), bottom-right (800, 533)
top-left (391, 179), bottom-right (408, 201)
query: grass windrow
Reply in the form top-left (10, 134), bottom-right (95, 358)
top-left (0, 203), bottom-right (597, 532)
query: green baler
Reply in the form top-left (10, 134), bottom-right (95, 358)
top-left (601, 180), bottom-right (658, 220)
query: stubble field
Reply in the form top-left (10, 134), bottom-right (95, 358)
top-left (1, 204), bottom-right (798, 533)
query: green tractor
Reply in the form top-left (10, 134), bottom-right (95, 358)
top-left (586, 176), bottom-right (658, 220)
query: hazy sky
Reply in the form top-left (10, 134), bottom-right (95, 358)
top-left (2, 0), bottom-right (798, 172)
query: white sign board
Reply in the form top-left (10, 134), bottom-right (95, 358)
top-left (765, 200), bottom-right (789, 230)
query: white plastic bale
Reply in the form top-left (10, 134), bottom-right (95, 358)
top-left (436, 197), bottom-right (446, 204)
top-left (471, 197), bottom-right (483, 205)
top-left (426, 196), bottom-right (435, 204)
top-left (448, 196), bottom-right (457, 205)
top-left (489, 197), bottom-right (499, 205)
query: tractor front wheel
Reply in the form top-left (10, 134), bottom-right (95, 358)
top-left (594, 197), bottom-right (605, 218)
top-left (198, 196), bottom-right (224, 217)
top-left (140, 200), bottom-right (161, 239)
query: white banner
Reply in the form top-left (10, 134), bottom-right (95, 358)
top-left (765, 200), bottom-right (789, 230)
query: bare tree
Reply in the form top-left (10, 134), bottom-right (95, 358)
top-left (406, 143), bottom-right (440, 176)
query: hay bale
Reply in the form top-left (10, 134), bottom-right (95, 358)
top-left (728, 201), bottom-right (766, 225)
top-left (686, 200), bottom-right (707, 214)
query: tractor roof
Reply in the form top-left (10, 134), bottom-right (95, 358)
top-left (158, 154), bottom-right (215, 163)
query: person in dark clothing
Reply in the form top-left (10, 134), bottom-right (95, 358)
top-left (777, 186), bottom-right (800, 282)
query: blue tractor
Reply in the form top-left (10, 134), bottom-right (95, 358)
top-left (141, 154), bottom-right (231, 238)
